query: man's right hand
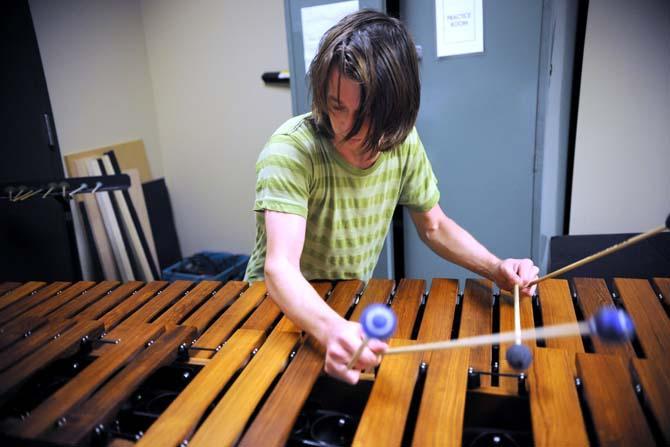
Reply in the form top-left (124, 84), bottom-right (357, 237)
top-left (322, 318), bottom-right (388, 384)
top-left (264, 211), bottom-right (387, 384)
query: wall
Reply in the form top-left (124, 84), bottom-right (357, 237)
top-left (30, 0), bottom-right (293, 259)
top-left (29, 0), bottom-right (164, 178)
top-left (141, 0), bottom-right (292, 255)
top-left (570, 0), bottom-right (669, 234)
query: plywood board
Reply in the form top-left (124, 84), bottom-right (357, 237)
top-left (101, 154), bottom-right (154, 281)
top-left (73, 158), bottom-right (119, 280)
top-left (87, 159), bottom-right (134, 281)
top-left (124, 169), bottom-right (159, 273)
top-left (64, 140), bottom-right (153, 183)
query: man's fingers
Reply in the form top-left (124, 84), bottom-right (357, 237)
top-left (367, 338), bottom-right (388, 355)
top-left (518, 262), bottom-right (539, 296)
top-left (502, 261), bottom-right (522, 285)
top-left (355, 347), bottom-right (381, 370)
top-left (325, 360), bottom-right (360, 385)
top-left (518, 260), bottom-right (539, 280)
top-left (328, 342), bottom-right (357, 364)
top-left (521, 289), bottom-right (536, 297)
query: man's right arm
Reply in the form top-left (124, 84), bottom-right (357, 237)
top-left (263, 210), bottom-right (386, 384)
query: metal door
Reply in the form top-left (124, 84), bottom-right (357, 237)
top-left (401, 0), bottom-right (543, 285)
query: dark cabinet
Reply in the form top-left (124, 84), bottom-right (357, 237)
top-left (0, 0), bottom-right (79, 281)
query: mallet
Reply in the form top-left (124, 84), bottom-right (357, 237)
top-left (383, 306), bottom-right (634, 356)
top-left (346, 304), bottom-right (397, 369)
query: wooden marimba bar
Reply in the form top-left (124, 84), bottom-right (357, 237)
top-left (0, 277), bottom-right (668, 446)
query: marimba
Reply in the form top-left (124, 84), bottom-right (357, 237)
top-left (0, 277), bottom-right (668, 446)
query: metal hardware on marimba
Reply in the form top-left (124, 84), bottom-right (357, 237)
top-left (0, 276), bottom-right (668, 446)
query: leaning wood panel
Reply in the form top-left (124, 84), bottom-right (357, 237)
top-left (353, 338), bottom-right (421, 447)
top-left (576, 353), bottom-right (654, 446)
top-left (239, 280), bottom-right (363, 447)
top-left (191, 281), bottom-right (267, 358)
top-left (46, 325), bottom-right (197, 446)
top-left (136, 329), bottom-right (264, 447)
top-left (614, 278), bottom-right (670, 362)
top-left (412, 347), bottom-right (469, 446)
top-left (573, 277), bottom-right (636, 357)
top-left (189, 330), bottom-right (300, 447)
top-left (0, 320), bottom-right (104, 401)
top-left (527, 347), bottom-right (588, 447)
top-left (631, 357), bottom-right (670, 445)
top-left (458, 279), bottom-right (493, 387)
top-left (8, 324), bottom-right (165, 439)
top-left (537, 279), bottom-right (584, 354)
top-left (0, 281), bottom-right (70, 325)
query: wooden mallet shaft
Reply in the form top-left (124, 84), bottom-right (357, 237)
top-left (386, 321), bottom-right (590, 355)
top-left (385, 306), bottom-right (634, 356)
top-left (347, 338), bottom-right (369, 369)
top-left (514, 283), bottom-right (522, 345)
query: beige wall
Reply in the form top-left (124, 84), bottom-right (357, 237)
top-left (29, 0), bottom-right (292, 257)
top-left (29, 0), bottom-right (164, 178)
top-left (570, 0), bottom-right (670, 234)
top-left (141, 0), bottom-right (292, 255)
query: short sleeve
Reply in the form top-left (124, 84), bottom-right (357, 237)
top-left (398, 130), bottom-right (440, 212)
top-left (253, 135), bottom-right (312, 218)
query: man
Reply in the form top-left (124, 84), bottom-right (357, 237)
top-left (245, 10), bottom-right (538, 384)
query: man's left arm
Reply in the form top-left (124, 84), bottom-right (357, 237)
top-left (409, 204), bottom-right (539, 295)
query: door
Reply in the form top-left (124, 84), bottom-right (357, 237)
top-left (401, 0), bottom-right (543, 285)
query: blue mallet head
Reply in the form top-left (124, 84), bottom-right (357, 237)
top-left (589, 307), bottom-right (635, 343)
top-left (360, 304), bottom-right (397, 340)
top-left (505, 344), bottom-right (533, 371)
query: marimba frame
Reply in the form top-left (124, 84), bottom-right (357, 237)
top-left (0, 276), bottom-right (667, 446)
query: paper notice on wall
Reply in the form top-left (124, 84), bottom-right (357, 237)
top-left (436, 0), bottom-right (483, 57)
top-left (301, 1), bottom-right (359, 73)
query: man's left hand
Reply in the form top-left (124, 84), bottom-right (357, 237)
top-left (494, 258), bottom-right (539, 296)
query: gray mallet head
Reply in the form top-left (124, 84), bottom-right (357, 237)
top-left (505, 344), bottom-right (533, 371)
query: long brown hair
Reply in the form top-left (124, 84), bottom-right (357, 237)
top-left (308, 9), bottom-right (420, 153)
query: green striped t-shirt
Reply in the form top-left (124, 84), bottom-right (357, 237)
top-left (244, 114), bottom-right (440, 282)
